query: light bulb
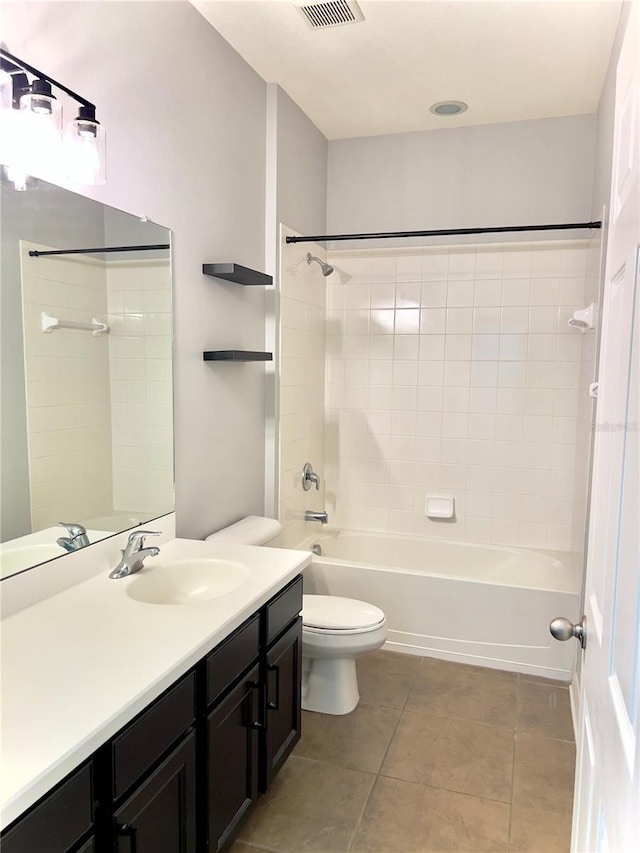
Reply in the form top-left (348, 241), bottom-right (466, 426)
top-left (65, 105), bottom-right (106, 185)
top-left (15, 82), bottom-right (64, 184)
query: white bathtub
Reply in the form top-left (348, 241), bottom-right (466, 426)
top-left (294, 529), bottom-right (581, 681)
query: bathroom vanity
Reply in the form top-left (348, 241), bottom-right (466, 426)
top-left (1, 539), bottom-right (311, 852)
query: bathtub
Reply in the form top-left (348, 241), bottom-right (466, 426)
top-left (293, 529), bottom-right (581, 681)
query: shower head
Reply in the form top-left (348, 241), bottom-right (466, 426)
top-left (306, 252), bottom-right (334, 277)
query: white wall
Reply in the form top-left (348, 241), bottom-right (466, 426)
top-left (2, 0), bottom-right (268, 539)
top-left (277, 229), bottom-right (327, 547)
top-left (327, 115), bottom-right (597, 244)
top-left (271, 86), bottom-right (328, 239)
top-left (264, 85), bottom-right (328, 515)
top-left (591, 2), bottom-right (633, 218)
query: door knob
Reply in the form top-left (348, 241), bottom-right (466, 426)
top-left (550, 615), bottom-right (587, 650)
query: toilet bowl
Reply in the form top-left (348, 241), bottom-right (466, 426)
top-left (205, 516), bottom-right (387, 716)
top-left (301, 595), bottom-right (387, 715)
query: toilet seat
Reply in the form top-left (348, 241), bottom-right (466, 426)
top-left (302, 595), bottom-right (385, 635)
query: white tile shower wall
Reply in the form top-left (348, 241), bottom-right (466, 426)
top-left (324, 241), bottom-right (591, 551)
top-left (105, 259), bottom-right (173, 516)
top-left (20, 243), bottom-right (113, 530)
top-left (278, 229), bottom-right (327, 547)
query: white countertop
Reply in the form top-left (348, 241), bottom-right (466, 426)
top-left (0, 538), bottom-right (311, 829)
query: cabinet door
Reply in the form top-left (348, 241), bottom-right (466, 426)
top-left (113, 732), bottom-right (196, 853)
top-left (261, 617), bottom-right (302, 792)
top-left (207, 663), bottom-right (260, 852)
top-left (1, 764), bottom-right (93, 853)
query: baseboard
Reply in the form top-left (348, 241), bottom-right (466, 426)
top-left (383, 638), bottom-right (573, 682)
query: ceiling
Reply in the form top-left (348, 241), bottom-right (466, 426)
top-left (192, 0), bottom-right (622, 140)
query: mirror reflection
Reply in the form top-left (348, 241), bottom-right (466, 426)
top-left (0, 178), bottom-right (173, 579)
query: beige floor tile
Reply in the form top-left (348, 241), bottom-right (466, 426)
top-left (517, 680), bottom-right (574, 741)
top-left (295, 703), bottom-right (401, 773)
top-left (406, 658), bottom-right (517, 730)
top-left (512, 733), bottom-right (575, 815)
top-left (356, 650), bottom-right (422, 709)
top-left (229, 843), bottom-right (276, 853)
top-left (380, 710), bottom-right (514, 802)
top-left (509, 804), bottom-right (572, 852)
top-left (350, 775), bottom-right (510, 853)
top-left (237, 756), bottom-right (375, 853)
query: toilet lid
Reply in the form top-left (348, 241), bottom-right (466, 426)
top-left (302, 595), bottom-right (385, 631)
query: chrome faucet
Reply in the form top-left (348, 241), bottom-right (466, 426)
top-left (302, 462), bottom-right (321, 491)
top-left (109, 530), bottom-right (161, 579)
top-left (57, 522), bottom-right (90, 552)
top-left (305, 510), bottom-right (328, 524)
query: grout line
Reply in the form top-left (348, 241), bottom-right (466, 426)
top-left (345, 770), bottom-right (377, 853)
top-left (346, 671), bottom-right (416, 852)
top-left (400, 705), bottom-right (516, 733)
top-left (376, 768), bottom-right (513, 807)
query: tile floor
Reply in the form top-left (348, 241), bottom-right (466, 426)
top-left (232, 651), bottom-right (575, 853)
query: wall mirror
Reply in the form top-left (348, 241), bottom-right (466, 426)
top-left (0, 178), bottom-right (173, 580)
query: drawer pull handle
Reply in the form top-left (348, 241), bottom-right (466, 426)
top-left (249, 680), bottom-right (263, 730)
top-left (117, 823), bottom-right (138, 852)
top-left (267, 664), bottom-right (280, 711)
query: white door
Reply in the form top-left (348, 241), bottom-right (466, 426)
top-left (571, 6), bottom-right (640, 851)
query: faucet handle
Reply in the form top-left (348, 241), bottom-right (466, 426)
top-left (302, 462), bottom-right (321, 491)
top-left (125, 529), bottom-right (161, 550)
top-left (59, 521), bottom-right (87, 537)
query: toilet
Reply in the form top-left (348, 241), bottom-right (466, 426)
top-left (301, 594), bottom-right (386, 715)
top-left (206, 516), bottom-right (387, 715)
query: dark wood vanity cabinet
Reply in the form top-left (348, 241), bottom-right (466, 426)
top-left (1, 763), bottom-right (94, 853)
top-left (1, 575), bottom-right (303, 853)
top-left (205, 575), bottom-right (302, 851)
top-left (262, 617), bottom-right (303, 792)
top-left (206, 664), bottom-right (260, 851)
top-left (113, 733), bottom-right (197, 853)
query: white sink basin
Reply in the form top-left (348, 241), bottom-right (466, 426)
top-left (125, 559), bottom-right (250, 605)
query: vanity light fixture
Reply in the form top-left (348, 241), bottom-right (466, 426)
top-left (0, 47), bottom-right (105, 190)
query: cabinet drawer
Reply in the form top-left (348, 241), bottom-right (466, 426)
top-left (112, 672), bottom-right (195, 800)
top-left (264, 575), bottom-right (303, 645)
top-left (2, 763), bottom-right (93, 853)
top-left (206, 613), bottom-right (260, 707)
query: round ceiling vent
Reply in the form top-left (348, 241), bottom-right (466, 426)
top-left (430, 100), bottom-right (468, 116)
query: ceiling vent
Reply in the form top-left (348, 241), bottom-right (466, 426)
top-left (296, 0), bottom-right (365, 30)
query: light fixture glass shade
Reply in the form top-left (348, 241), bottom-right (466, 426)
top-left (65, 109), bottom-right (106, 185)
top-left (0, 70), bottom-right (23, 184)
top-left (16, 84), bottom-right (65, 183)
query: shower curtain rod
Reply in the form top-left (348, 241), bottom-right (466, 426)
top-left (284, 221), bottom-right (602, 244)
top-left (28, 244), bottom-right (170, 257)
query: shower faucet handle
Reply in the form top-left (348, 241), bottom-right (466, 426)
top-left (302, 462), bottom-right (321, 491)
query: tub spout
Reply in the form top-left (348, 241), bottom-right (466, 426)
top-left (305, 510), bottom-right (328, 524)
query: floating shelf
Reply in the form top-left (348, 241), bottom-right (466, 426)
top-left (203, 350), bottom-right (273, 362)
top-left (202, 263), bottom-right (272, 287)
